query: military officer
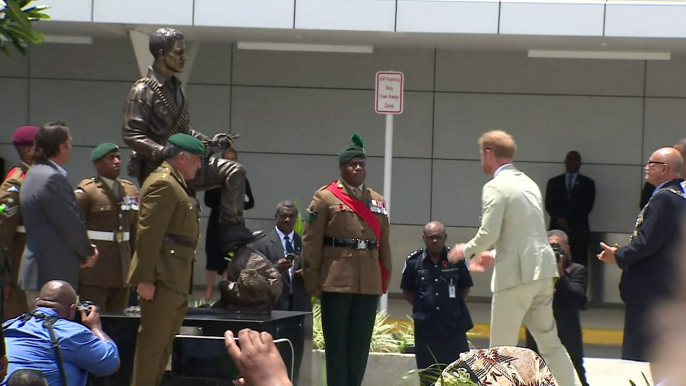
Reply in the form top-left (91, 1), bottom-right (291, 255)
top-left (127, 133), bottom-right (204, 386)
top-left (75, 143), bottom-right (138, 311)
top-left (401, 221), bottom-right (473, 385)
top-left (0, 125), bottom-right (38, 320)
top-left (302, 134), bottom-right (392, 386)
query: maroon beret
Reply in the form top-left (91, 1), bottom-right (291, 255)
top-left (12, 125), bottom-right (39, 145)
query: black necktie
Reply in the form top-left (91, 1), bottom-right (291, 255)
top-left (284, 235), bottom-right (294, 254)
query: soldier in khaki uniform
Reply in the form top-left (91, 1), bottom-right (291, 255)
top-left (302, 134), bottom-right (392, 386)
top-left (75, 143), bottom-right (138, 311)
top-left (127, 133), bottom-right (204, 386)
top-left (0, 126), bottom-right (38, 320)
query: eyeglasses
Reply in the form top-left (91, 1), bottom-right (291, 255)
top-left (646, 160), bottom-right (667, 167)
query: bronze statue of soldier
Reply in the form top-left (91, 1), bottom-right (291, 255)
top-left (122, 28), bottom-right (264, 251)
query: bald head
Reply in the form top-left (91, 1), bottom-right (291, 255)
top-left (424, 221), bottom-right (445, 235)
top-left (423, 221), bottom-right (447, 255)
top-left (35, 280), bottom-right (77, 319)
top-left (646, 147), bottom-right (683, 186)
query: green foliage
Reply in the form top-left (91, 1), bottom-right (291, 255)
top-left (311, 302), bottom-right (413, 353)
top-left (0, 0), bottom-right (50, 56)
top-left (294, 198), bottom-right (303, 235)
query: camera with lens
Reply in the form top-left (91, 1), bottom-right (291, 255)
top-left (74, 300), bottom-right (95, 324)
top-left (550, 243), bottom-right (564, 263)
top-left (285, 253), bottom-right (297, 262)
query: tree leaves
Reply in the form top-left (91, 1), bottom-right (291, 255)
top-left (0, 0), bottom-right (51, 56)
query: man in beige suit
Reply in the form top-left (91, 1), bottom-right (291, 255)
top-left (448, 130), bottom-right (581, 386)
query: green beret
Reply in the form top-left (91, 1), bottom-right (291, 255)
top-left (169, 133), bottom-right (205, 155)
top-left (338, 134), bottom-right (366, 163)
top-left (90, 143), bottom-right (119, 162)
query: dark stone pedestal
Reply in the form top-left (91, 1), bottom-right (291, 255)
top-left (88, 308), bottom-right (312, 386)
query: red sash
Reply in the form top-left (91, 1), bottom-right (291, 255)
top-left (325, 181), bottom-right (390, 292)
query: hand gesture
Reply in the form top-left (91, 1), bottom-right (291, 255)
top-left (448, 243), bottom-right (466, 263)
top-left (81, 244), bottom-right (99, 268)
top-left (598, 242), bottom-right (619, 265)
top-left (469, 251), bottom-right (495, 272)
top-left (137, 282), bottom-right (156, 300)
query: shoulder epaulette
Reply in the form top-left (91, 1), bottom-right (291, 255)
top-left (121, 179), bottom-right (135, 186)
top-left (406, 248), bottom-right (424, 260)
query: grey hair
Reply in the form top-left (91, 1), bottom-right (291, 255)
top-left (275, 200), bottom-right (297, 215)
top-left (547, 229), bottom-right (569, 244)
top-left (162, 143), bottom-right (183, 160)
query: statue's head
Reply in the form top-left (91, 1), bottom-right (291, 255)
top-left (149, 28), bottom-right (186, 73)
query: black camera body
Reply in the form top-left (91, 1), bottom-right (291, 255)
top-left (550, 243), bottom-right (564, 263)
top-left (285, 253), bottom-right (297, 262)
top-left (74, 300), bottom-right (95, 324)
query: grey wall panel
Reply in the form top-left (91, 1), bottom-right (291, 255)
top-left (436, 51), bottom-right (645, 96)
top-left (28, 79), bottom-right (131, 146)
top-left (233, 47), bottom-right (435, 91)
top-left (30, 39), bottom-right (139, 81)
top-left (646, 59), bottom-right (686, 98)
top-left (431, 159), bottom-right (491, 227)
top-left (433, 93), bottom-right (644, 165)
top-left (0, 55), bottom-right (28, 77)
top-left (583, 164), bottom-right (643, 234)
top-left (643, 98), bottom-right (686, 159)
top-left (0, 78), bottom-right (29, 138)
top-left (188, 43), bottom-right (233, 85)
top-left (184, 84), bottom-right (232, 136)
top-left (232, 87), bottom-right (433, 158)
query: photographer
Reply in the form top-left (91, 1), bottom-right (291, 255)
top-left (526, 230), bottom-right (589, 386)
top-left (1, 280), bottom-right (120, 386)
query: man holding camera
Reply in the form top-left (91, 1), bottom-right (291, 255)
top-left (252, 200), bottom-right (309, 312)
top-left (1, 280), bottom-right (120, 386)
top-left (526, 230), bottom-right (589, 386)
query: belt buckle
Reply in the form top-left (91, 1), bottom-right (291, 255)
top-left (357, 239), bottom-right (367, 250)
top-left (114, 231), bottom-right (124, 243)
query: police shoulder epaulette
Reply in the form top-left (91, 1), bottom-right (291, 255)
top-left (406, 248), bottom-right (424, 260)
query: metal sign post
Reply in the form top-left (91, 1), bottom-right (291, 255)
top-left (375, 71), bottom-right (404, 314)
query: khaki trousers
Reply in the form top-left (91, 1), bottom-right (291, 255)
top-left (490, 279), bottom-right (581, 386)
top-left (131, 283), bottom-right (188, 386)
top-left (79, 285), bottom-right (129, 312)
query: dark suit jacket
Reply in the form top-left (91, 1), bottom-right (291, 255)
top-left (639, 182), bottom-right (655, 210)
top-left (545, 173), bottom-right (596, 233)
top-left (553, 262), bottom-right (587, 359)
top-left (252, 229), bottom-right (311, 312)
top-left (617, 178), bottom-right (686, 307)
top-left (19, 161), bottom-right (93, 291)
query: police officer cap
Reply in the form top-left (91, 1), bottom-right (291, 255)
top-left (338, 133), bottom-right (366, 163)
top-left (169, 133), bottom-right (206, 155)
top-left (90, 143), bottom-right (120, 162)
top-left (12, 125), bottom-right (39, 146)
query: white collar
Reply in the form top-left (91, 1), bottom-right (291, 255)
top-left (493, 163), bottom-right (512, 177)
top-left (275, 226), bottom-right (294, 241)
top-left (48, 160), bottom-right (67, 177)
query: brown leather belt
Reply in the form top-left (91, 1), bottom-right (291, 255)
top-left (164, 234), bottom-right (197, 249)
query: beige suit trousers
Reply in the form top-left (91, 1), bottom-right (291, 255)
top-left (490, 279), bottom-right (581, 386)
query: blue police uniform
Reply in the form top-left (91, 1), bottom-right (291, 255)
top-left (400, 247), bottom-right (474, 373)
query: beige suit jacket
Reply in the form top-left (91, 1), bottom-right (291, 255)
top-left (464, 165), bottom-right (558, 292)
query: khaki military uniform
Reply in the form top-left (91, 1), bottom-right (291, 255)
top-left (0, 163), bottom-right (30, 320)
top-left (302, 179), bottom-right (392, 386)
top-left (75, 177), bottom-right (138, 311)
top-left (127, 161), bottom-right (200, 386)
top-left (302, 179), bottom-right (392, 295)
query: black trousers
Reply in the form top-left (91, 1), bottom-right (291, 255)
top-left (320, 292), bottom-right (379, 386)
top-left (623, 303), bottom-right (651, 362)
top-left (415, 332), bottom-right (469, 386)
